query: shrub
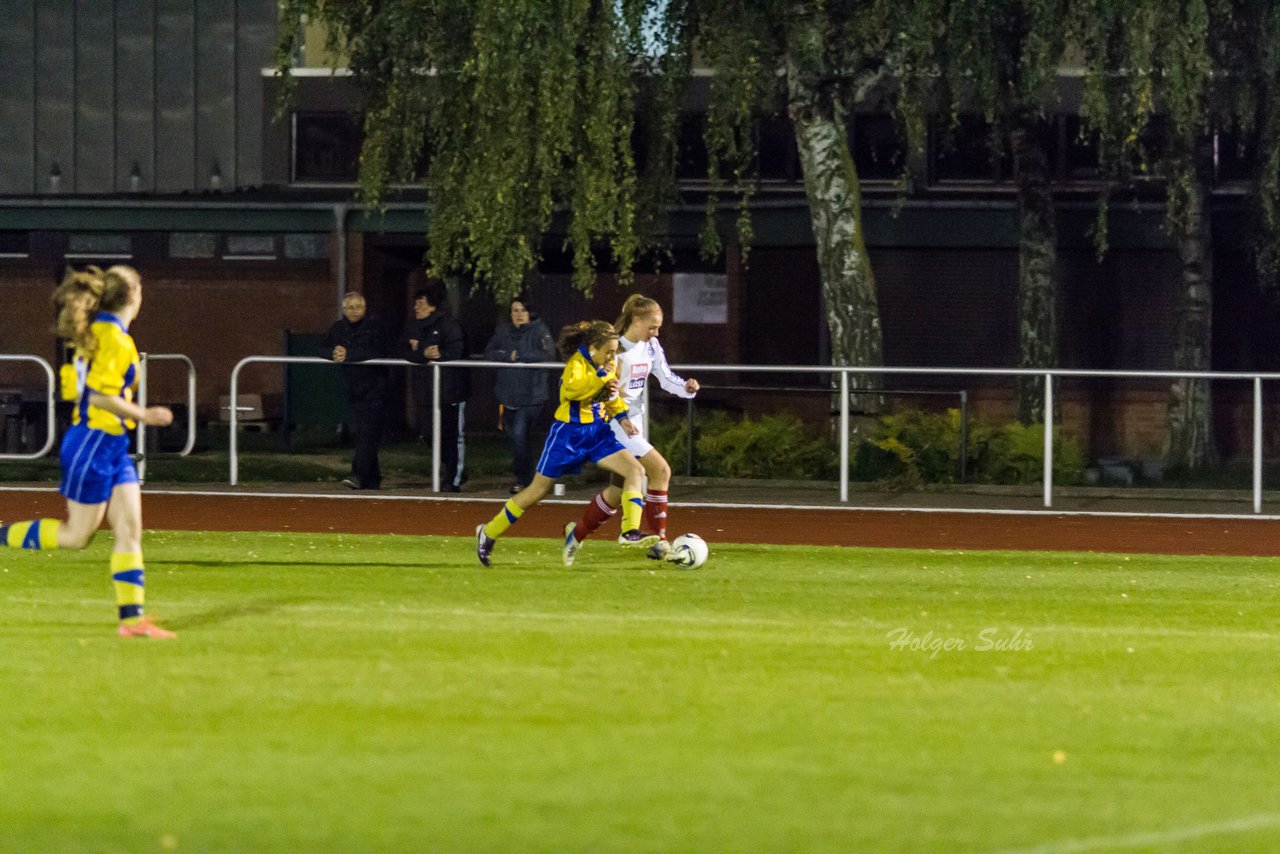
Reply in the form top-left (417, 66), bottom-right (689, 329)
top-left (650, 411), bottom-right (839, 480)
top-left (854, 408), bottom-right (1085, 486)
top-left (650, 407), bottom-right (1084, 486)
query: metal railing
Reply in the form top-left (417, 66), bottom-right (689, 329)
top-left (670, 364), bottom-right (1280, 513)
top-left (226, 357), bottom-right (1280, 514)
top-left (229, 357), bottom-right (564, 489)
top-left (0, 355), bottom-right (57, 460)
top-left (135, 352), bottom-right (198, 482)
top-left (228, 355), bottom-right (423, 485)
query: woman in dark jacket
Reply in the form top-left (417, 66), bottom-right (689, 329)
top-left (484, 293), bottom-right (556, 492)
top-left (401, 279), bottom-right (469, 491)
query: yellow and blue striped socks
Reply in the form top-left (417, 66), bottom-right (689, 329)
top-left (1, 519), bottom-right (61, 550)
top-left (620, 489), bottom-right (644, 533)
top-left (483, 499), bottom-right (525, 540)
top-left (110, 552), bottom-right (146, 625)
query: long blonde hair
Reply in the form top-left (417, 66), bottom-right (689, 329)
top-left (52, 265), bottom-right (140, 355)
top-left (614, 293), bottom-right (660, 335)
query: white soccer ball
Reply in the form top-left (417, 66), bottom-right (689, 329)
top-left (670, 533), bottom-right (709, 569)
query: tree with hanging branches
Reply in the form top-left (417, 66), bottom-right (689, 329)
top-left (276, 1), bottom-right (690, 298)
top-left (685, 0), bottom-right (896, 389)
top-left (1072, 0), bottom-right (1280, 471)
top-left (894, 0), bottom-right (1069, 424)
top-left (276, 0), bottom-right (901, 389)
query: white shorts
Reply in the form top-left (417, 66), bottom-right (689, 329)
top-left (609, 415), bottom-right (654, 458)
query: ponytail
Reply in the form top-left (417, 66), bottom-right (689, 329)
top-left (52, 266), bottom-right (106, 356)
top-left (557, 320), bottom-right (617, 359)
top-left (614, 293), bottom-right (660, 335)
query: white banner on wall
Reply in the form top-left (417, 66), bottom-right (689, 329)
top-left (672, 273), bottom-right (728, 324)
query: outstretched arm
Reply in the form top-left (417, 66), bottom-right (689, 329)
top-left (650, 339), bottom-right (698, 398)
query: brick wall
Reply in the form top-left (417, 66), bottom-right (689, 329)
top-left (1, 263), bottom-right (336, 421)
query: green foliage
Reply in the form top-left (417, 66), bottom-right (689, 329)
top-left (1069, 0), bottom-right (1280, 257)
top-left (852, 408), bottom-right (1085, 486)
top-left (275, 0), bottom-right (691, 299)
top-left (893, 0), bottom-right (1070, 185)
top-left (650, 410), bottom-right (839, 479)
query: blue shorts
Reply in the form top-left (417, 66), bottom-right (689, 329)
top-left (59, 423), bottom-right (138, 505)
top-left (536, 420), bottom-right (627, 479)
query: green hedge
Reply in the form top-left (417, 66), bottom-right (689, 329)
top-left (853, 408), bottom-right (1085, 486)
top-left (649, 411), bottom-right (839, 480)
top-left (650, 407), bottom-right (1083, 485)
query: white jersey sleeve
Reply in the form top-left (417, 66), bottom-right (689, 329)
top-left (648, 338), bottom-right (696, 400)
top-left (616, 336), bottom-right (696, 417)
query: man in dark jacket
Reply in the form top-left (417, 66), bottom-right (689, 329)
top-left (401, 277), bottom-right (469, 491)
top-left (324, 291), bottom-right (393, 489)
top-left (484, 293), bottom-right (556, 492)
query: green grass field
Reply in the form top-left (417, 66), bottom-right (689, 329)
top-left (2, 532), bottom-right (1277, 852)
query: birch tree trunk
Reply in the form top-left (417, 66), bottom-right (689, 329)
top-left (1165, 143), bottom-right (1215, 471)
top-left (784, 5), bottom-right (884, 398)
top-left (1012, 122), bottom-right (1058, 424)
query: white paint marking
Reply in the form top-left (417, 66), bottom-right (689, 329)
top-left (993, 813), bottom-right (1280, 854)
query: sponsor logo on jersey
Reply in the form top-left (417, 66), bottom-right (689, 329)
top-left (628, 363), bottom-right (650, 390)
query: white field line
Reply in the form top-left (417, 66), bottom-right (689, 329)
top-left (2, 485), bottom-right (1280, 522)
top-left (993, 812), bottom-right (1280, 854)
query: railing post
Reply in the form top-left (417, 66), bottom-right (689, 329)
top-left (0, 355), bottom-right (57, 460)
top-left (642, 381), bottom-right (650, 438)
top-left (686, 397), bottom-right (695, 477)
top-left (229, 360), bottom-right (241, 485)
top-left (839, 369), bottom-right (849, 503)
top-left (137, 353), bottom-right (148, 483)
top-left (958, 389), bottom-right (969, 483)
top-left (1254, 376), bottom-right (1263, 514)
top-left (1043, 371), bottom-right (1053, 508)
top-left (431, 362), bottom-right (441, 493)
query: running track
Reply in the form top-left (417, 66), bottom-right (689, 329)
top-left (1, 488), bottom-right (1278, 556)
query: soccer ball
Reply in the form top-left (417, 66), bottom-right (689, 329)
top-left (669, 533), bottom-right (709, 569)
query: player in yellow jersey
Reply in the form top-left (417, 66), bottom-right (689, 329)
top-left (0, 266), bottom-right (176, 638)
top-left (475, 320), bottom-right (659, 567)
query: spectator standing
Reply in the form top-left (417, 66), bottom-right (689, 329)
top-left (484, 293), bottom-right (556, 493)
top-left (324, 292), bottom-right (392, 490)
top-left (401, 278), bottom-right (469, 492)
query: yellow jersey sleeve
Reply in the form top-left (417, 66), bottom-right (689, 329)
top-left (603, 394), bottom-right (629, 420)
top-left (559, 356), bottom-right (610, 403)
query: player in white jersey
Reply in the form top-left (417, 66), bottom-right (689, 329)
top-left (562, 294), bottom-right (699, 564)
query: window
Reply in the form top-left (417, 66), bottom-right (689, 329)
top-left (851, 113), bottom-right (906, 181)
top-left (1215, 128), bottom-right (1254, 186)
top-left (223, 234), bottom-right (278, 261)
top-left (293, 112), bottom-right (363, 183)
top-left (932, 114), bottom-right (1011, 183)
top-left (756, 114), bottom-right (800, 182)
top-left (675, 113), bottom-right (710, 181)
top-left (65, 234), bottom-right (132, 260)
top-left (169, 233), bottom-right (217, 259)
top-left (0, 231), bottom-right (29, 259)
top-left (1062, 115), bottom-right (1101, 183)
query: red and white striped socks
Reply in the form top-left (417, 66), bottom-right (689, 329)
top-left (643, 489), bottom-right (668, 540)
top-left (573, 491), bottom-right (618, 542)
